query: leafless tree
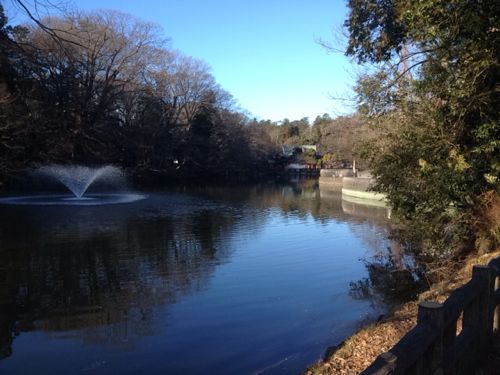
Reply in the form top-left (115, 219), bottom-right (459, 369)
top-left (23, 9), bottom-right (165, 126)
top-left (145, 51), bottom-right (233, 126)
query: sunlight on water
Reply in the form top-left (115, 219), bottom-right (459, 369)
top-left (0, 181), bottom-right (398, 375)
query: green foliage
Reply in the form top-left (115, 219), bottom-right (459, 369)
top-left (347, 0), bottom-right (500, 258)
top-left (295, 148), bottom-right (318, 165)
top-left (345, 0), bottom-right (407, 63)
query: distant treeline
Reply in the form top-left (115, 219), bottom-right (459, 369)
top-left (249, 114), bottom-right (374, 168)
top-left (0, 4), bottom-right (370, 186)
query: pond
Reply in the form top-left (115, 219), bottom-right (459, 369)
top-left (0, 179), bottom-right (400, 374)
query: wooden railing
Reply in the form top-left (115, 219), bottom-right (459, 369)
top-left (360, 257), bottom-right (500, 375)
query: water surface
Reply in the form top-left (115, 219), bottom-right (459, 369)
top-left (0, 180), bottom-right (395, 374)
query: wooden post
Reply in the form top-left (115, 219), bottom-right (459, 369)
top-left (495, 275), bottom-right (500, 332)
top-left (359, 351), bottom-right (397, 374)
top-left (417, 301), bottom-right (445, 374)
top-left (442, 319), bottom-right (457, 375)
top-left (407, 356), bottom-right (424, 375)
top-left (488, 259), bottom-right (500, 331)
top-left (379, 352), bottom-right (397, 373)
top-left (472, 266), bottom-right (492, 355)
top-left (460, 266), bottom-right (490, 372)
top-left (359, 257), bottom-right (500, 375)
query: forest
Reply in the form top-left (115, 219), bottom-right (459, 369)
top-left (342, 0), bottom-right (499, 260)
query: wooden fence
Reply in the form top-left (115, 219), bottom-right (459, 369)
top-left (360, 257), bottom-right (500, 375)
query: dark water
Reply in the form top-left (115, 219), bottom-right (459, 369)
top-left (0, 180), bottom-right (398, 374)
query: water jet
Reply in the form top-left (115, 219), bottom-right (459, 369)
top-left (0, 165), bottom-right (146, 206)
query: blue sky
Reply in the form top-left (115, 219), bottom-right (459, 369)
top-left (6, 0), bottom-right (355, 122)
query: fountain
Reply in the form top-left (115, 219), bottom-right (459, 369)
top-left (0, 165), bottom-right (146, 206)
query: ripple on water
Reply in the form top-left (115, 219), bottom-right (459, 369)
top-left (0, 193), bottom-right (147, 206)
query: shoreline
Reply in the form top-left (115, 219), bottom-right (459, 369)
top-left (305, 249), bottom-right (500, 375)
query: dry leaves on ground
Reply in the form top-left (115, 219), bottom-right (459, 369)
top-left (306, 250), bottom-right (500, 375)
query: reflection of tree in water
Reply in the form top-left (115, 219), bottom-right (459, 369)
top-left (188, 180), bottom-right (396, 255)
top-left (318, 185), bottom-right (424, 307)
top-left (348, 253), bottom-right (425, 310)
top-left (0, 202), bottom-right (240, 359)
top-left (191, 180), bottom-right (356, 224)
top-left (341, 202), bottom-right (425, 308)
top-left (0, 181), bottom-right (419, 361)
top-left (169, 184), bottom-right (420, 310)
top-left (191, 180), bottom-right (420, 309)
